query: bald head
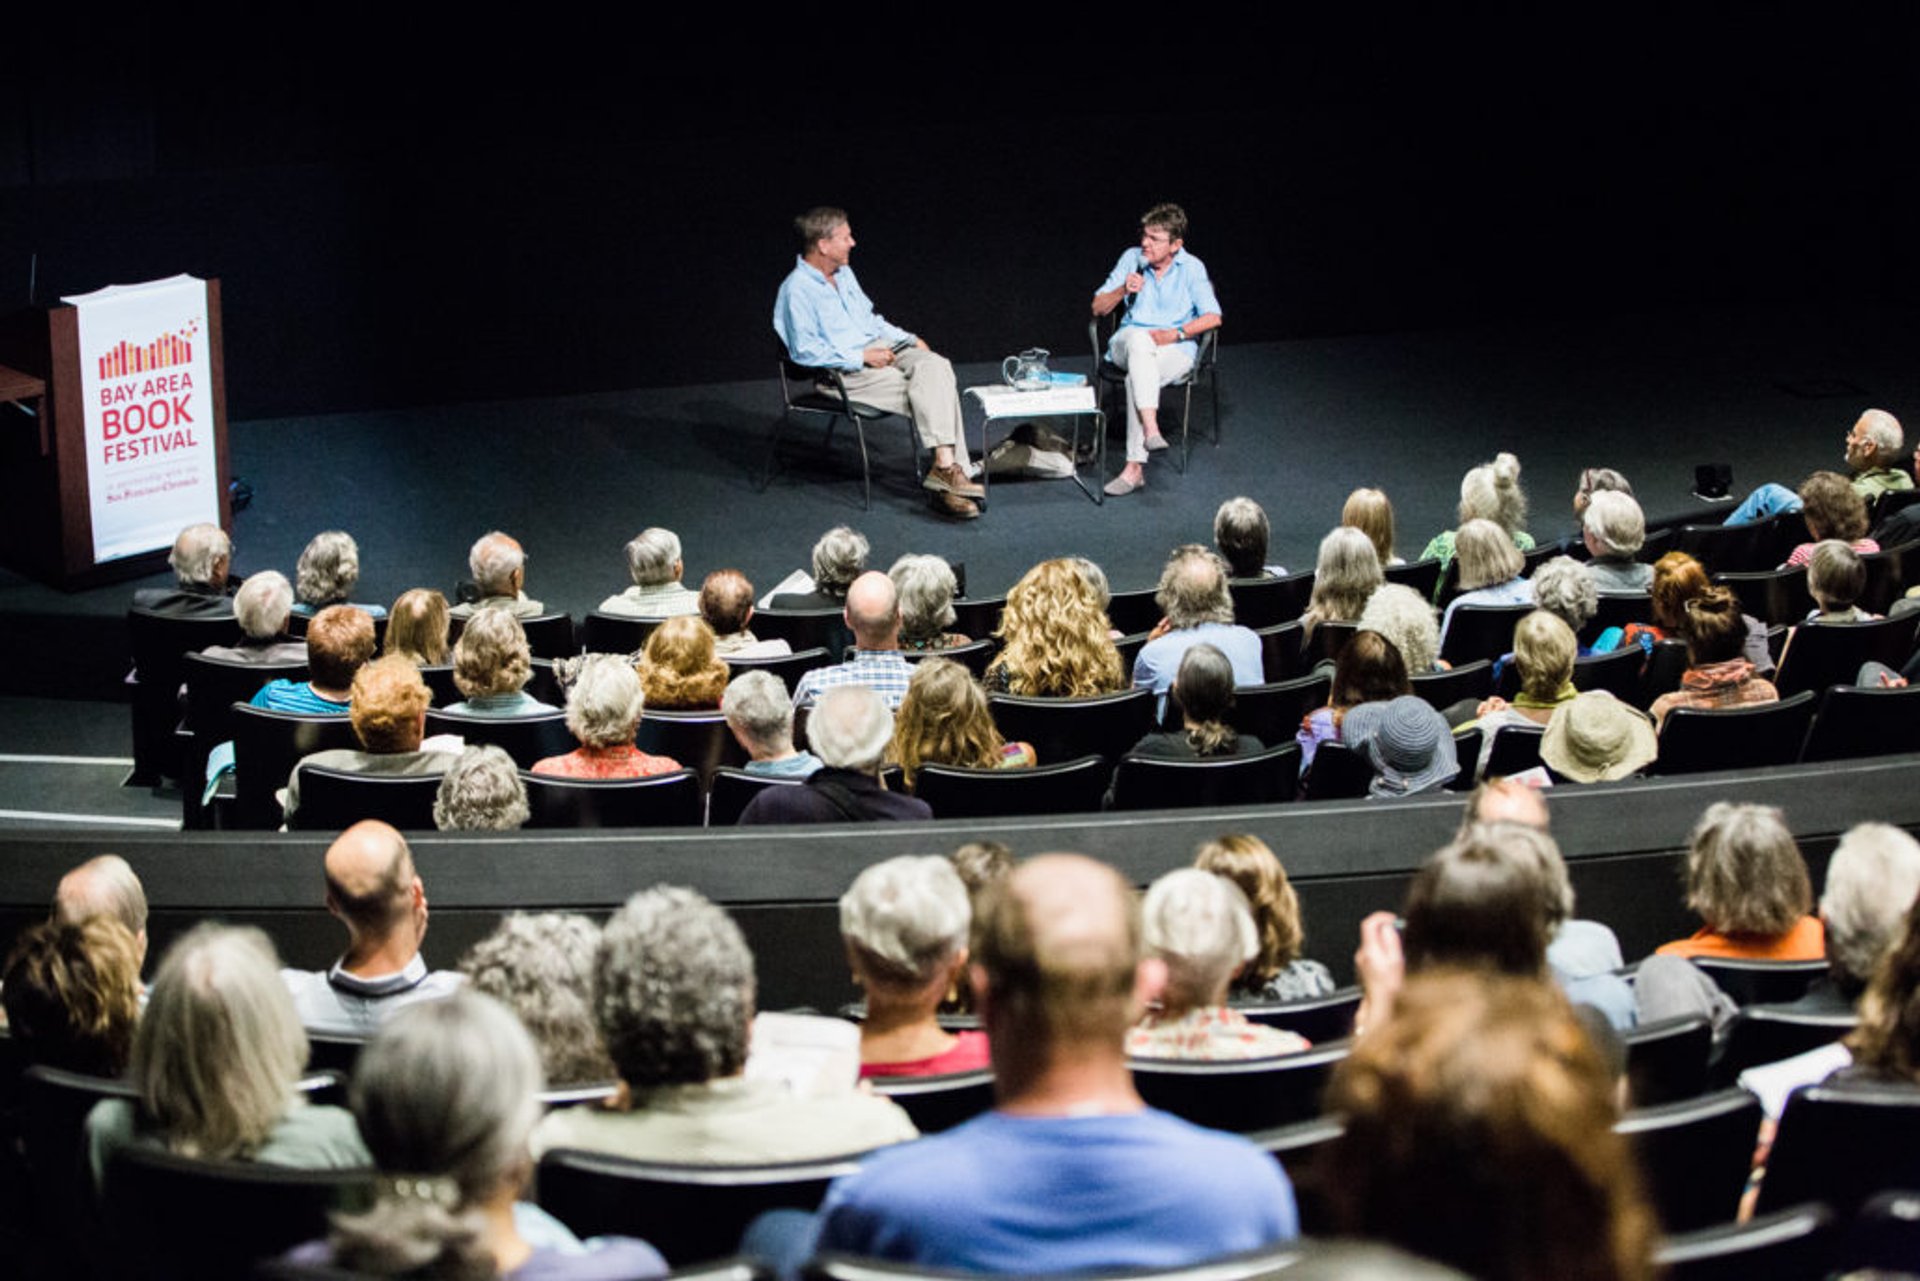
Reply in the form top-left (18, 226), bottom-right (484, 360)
top-left (53, 855), bottom-right (148, 963)
top-left (1850, 409), bottom-right (1905, 471)
top-left (845, 570), bottom-right (901, 649)
top-left (323, 820), bottom-right (420, 942)
top-left (1466, 778), bottom-right (1551, 833)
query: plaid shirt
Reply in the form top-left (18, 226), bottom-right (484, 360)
top-left (1649, 659), bottom-right (1779, 728)
top-left (792, 649), bottom-right (913, 710)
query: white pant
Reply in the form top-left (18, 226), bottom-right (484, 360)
top-left (1107, 327), bottom-right (1195, 463)
top-left (834, 346), bottom-right (971, 469)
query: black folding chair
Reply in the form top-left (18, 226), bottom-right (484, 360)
top-left (1616, 1086), bottom-right (1764, 1232)
top-left (521, 769), bottom-right (704, 829)
top-left (868, 1069), bottom-right (995, 1135)
top-left (912, 754), bottom-right (1112, 819)
top-left (1109, 745), bottom-right (1298, 811)
top-left (1130, 1042), bottom-right (1348, 1131)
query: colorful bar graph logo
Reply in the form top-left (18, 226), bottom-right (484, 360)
top-left (97, 318), bottom-right (202, 380)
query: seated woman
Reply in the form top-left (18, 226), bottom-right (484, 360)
top-left (636, 616), bottom-right (729, 710)
top-left (532, 656), bottom-right (682, 779)
top-left (1464, 611), bottom-right (1580, 762)
top-left (459, 914), bottom-right (617, 1088)
top-left (433, 745), bottom-right (530, 832)
top-left (1655, 801), bottom-right (1825, 961)
top-left (1572, 466), bottom-right (1634, 520)
top-left (1341, 694), bottom-right (1461, 798)
top-left (444, 608), bottom-right (556, 716)
top-left (1805, 539), bottom-right (1875, 624)
top-left (1127, 643), bottom-right (1263, 759)
top-left (1493, 556), bottom-right (1594, 680)
top-left (1648, 585), bottom-right (1780, 728)
top-left (984, 558), bottom-right (1125, 696)
top-left (1439, 519), bottom-right (1534, 649)
top-left (1785, 470), bottom-right (1879, 568)
top-left (1342, 487), bottom-right (1401, 567)
top-left (1357, 583), bottom-right (1444, 675)
top-left (840, 855), bottom-right (989, 1078)
top-left (1594, 549), bottom-right (1772, 668)
top-left (1128, 869), bottom-right (1308, 1059)
top-left (1297, 629), bottom-right (1411, 772)
top-left (383, 588), bottom-right (450, 666)
top-left (291, 530), bottom-right (388, 619)
top-left (291, 991), bottom-right (665, 1280)
top-left (888, 659), bottom-right (1035, 789)
top-left (1, 916), bottom-right (142, 1076)
top-left (1194, 834), bottom-right (1335, 1002)
top-left (1299, 526), bottom-right (1383, 640)
top-left (86, 924), bottom-right (370, 1189)
top-left (1419, 451), bottom-right (1535, 581)
top-left (1581, 490), bottom-right (1654, 592)
top-left (890, 554), bottom-right (970, 652)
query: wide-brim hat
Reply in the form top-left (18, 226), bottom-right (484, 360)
top-left (1344, 694), bottom-right (1460, 796)
top-left (1541, 690), bottom-right (1658, 782)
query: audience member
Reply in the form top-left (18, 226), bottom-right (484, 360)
top-left (1342, 693), bottom-right (1461, 798)
top-left (1806, 539), bottom-right (1872, 621)
top-left (890, 554), bottom-right (969, 651)
top-left (531, 886), bottom-right (916, 1163)
top-left (740, 686), bottom-right (932, 824)
top-left (384, 588), bottom-right (451, 665)
top-left (1724, 408), bottom-right (1911, 526)
top-left (1655, 802), bottom-right (1824, 960)
top-left (201, 570), bottom-right (307, 664)
top-left (1214, 496), bottom-right (1283, 578)
top-left (700, 569), bottom-right (790, 658)
top-left (719, 669), bottom-right (820, 777)
top-left (1648, 586), bottom-right (1779, 727)
top-left (1357, 582), bottom-right (1442, 674)
top-left (948, 840), bottom-right (1013, 910)
top-left (282, 656), bottom-right (461, 821)
top-left (887, 658), bottom-right (1035, 788)
top-left (2, 917), bottom-right (142, 1075)
top-left (460, 913), bottom-right (617, 1087)
top-left (1581, 491), bottom-right (1653, 592)
top-left (1132, 545), bottom-right (1263, 704)
top-left (292, 530), bottom-right (386, 618)
top-left (1341, 487), bottom-right (1399, 567)
top-left (764, 525), bottom-right (869, 609)
top-left (54, 852), bottom-right (150, 969)
top-left (1464, 611), bottom-right (1579, 759)
top-left (450, 532), bottom-right (542, 620)
top-left (1528, 554), bottom-right (1599, 641)
top-left (1439, 519), bottom-right (1534, 647)
top-left (1418, 452), bottom-right (1534, 574)
top-left (841, 855), bottom-right (989, 1077)
top-left (1195, 834), bottom-right (1335, 1002)
top-left (637, 616), bottom-right (730, 709)
top-left (1784, 470), bottom-right (1878, 568)
top-left (433, 745), bottom-right (530, 831)
top-left (1540, 691), bottom-right (1659, 782)
top-left (251, 604), bottom-right (376, 715)
top-left (984, 558), bottom-right (1125, 696)
top-left (1841, 889), bottom-right (1920, 1084)
top-left (1129, 869), bottom-right (1308, 1059)
top-left (132, 522), bottom-right (234, 618)
top-left (1297, 631), bottom-right (1411, 774)
top-left (791, 571), bottom-right (913, 710)
top-left (533, 656), bottom-right (682, 779)
top-left (600, 527), bottom-right (701, 618)
top-left (1572, 466), bottom-right (1634, 519)
top-left (1125, 643), bottom-right (1262, 760)
top-left (445, 608), bottom-right (556, 715)
top-left (1300, 526), bottom-right (1382, 638)
top-left (281, 819), bottom-right (464, 1034)
top-left (812, 853), bottom-right (1298, 1272)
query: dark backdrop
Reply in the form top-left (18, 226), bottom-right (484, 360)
top-left (5, 12), bottom-right (1917, 420)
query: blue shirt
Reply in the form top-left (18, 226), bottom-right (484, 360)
top-left (1132, 623), bottom-right (1266, 701)
top-left (774, 259), bottom-right (910, 371)
top-left (1097, 247), bottom-right (1223, 361)
top-left (249, 680), bottom-right (350, 715)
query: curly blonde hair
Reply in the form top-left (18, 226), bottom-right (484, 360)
top-left (637, 616), bottom-right (729, 710)
top-left (888, 658), bottom-right (1006, 787)
top-left (987, 559), bottom-right (1124, 697)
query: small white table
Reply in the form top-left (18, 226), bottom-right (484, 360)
top-left (964, 383), bottom-right (1106, 508)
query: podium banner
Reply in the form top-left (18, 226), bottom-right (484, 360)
top-left (61, 274), bottom-right (220, 564)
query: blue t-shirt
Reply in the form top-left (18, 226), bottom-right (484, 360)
top-left (249, 679), bottom-right (349, 714)
top-left (816, 1108), bottom-right (1297, 1273)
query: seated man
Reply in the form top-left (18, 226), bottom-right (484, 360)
top-left (599, 527), bottom-right (703, 618)
top-left (1214, 496), bottom-right (1284, 579)
top-left (1724, 408), bottom-right (1912, 525)
top-left (791, 572), bottom-right (913, 710)
top-left (813, 853), bottom-right (1297, 1272)
top-left (132, 522), bottom-right (236, 618)
top-left (281, 656), bottom-right (462, 823)
top-left (1091, 203), bottom-right (1223, 498)
top-left (250, 605), bottom-right (376, 714)
top-left (774, 207), bottom-right (983, 520)
top-left (449, 531), bottom-right (544, 619)
top-left (721, 670), bottom-right (822, 778)
top-left (738, 685), bottom-right (930, 824)
top-left (202, 570), bottom-right (307, 664)
top-left (530, 885), bottom-right (917, 1163)
top-left (1131, 545), bottom-right (1264, 706)
top-left (280, 819), bottom-right (463, 1035)
top-left (701, 569), bottom-right (791, 658)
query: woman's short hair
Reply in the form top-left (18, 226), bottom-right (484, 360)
top-left (1142, 867), bottom-right (1259, 1009)
top-left (1, 916), bottom-right (143, 1076)
top-left (451, 606), bottom-right (531, 698)
top-left (384, 589), bottom-right (451, 665)
top-left (595, 886), bottom-right (754, 1089)
top-left (840, 855), bottom-right (972, 987)
top-left (1458, 451), bottom-right (1528, 536)
top-left (811, 526), bottom-right (870, 595)
top-left (1453, 519), bottom-right (1524, 592)
top-left (433, 744), bottom-right (530, 831)
top-left (888, 658), bottom-right (1003, 786)
top-left (459, 914), bottom-right (615, 1086)
top-left (1213, 497), bottom-right (1272, 579)
top-left (1304, 527), bottom-right (1383, 627)
top-left (986, 558), bottom-right (1124, 698)
top-left (1359, 584), bottom-right (1441, 675)
top-left (1154, 545), bottom-right (1236, 630)
top-left (720, 669), bottom-right (795, 752)
top-left (1582, 490), bottom-right (1646, 558)
top-left (1196, 834), bottom-right (1307, 985)
top-left (624, 527), bottom-right (681, 587)
top-left (1341, 488), bottom-right (1396, 567)
top-left (329, 990), bottom-right (545, 1278)
top-left (1799, 469), bottom-right (1870, 542)
top-left (1684, 801), bottom-right (1812, 937)
top-left (1529, 555), bottom-right (1598, 633)
top-left (565, 655), bottom-right (644, 749)
top-left (1331, 629), bottom-right (1411, 709)
top-left (232, 570), bottom-right (295, 641)
top-left (1678, 585), bottom-right (1747, 665)
top-left (638, 616), bottom-right (728, 709)
top-left (1808, 539), bottom-right (1866, 610)
top-left (308, 605), bottom-right (379, 690)
top-left (889, 554), bottom-right (960, 642)
top-left (1323, 970), bottom-right (1656, 1281)
top-left (1403, 829), bottom-right (1557, 977)
top-left (350, 656), bottom-right (433, 753)
top-left (135, 924), bottom-right (308, 1159)
top-left (1512, 610), bottom-right (1577, 701)
top-left (1649, 552), bottom-right (1711, 631)
top-left (295, 530), bottom-right (361, 607)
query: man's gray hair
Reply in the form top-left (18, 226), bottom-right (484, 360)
top-left (1822, 822), bottom-right (1920, 987)
top-left (467, 531), bottom-right (525, 596)
top-left (1860, 409), bottom-right (1904, 462)
top-left (458, 914), bottom-right (615, 1088)
top-left (295, 530), bottom-right (361, 606)
top-left (840, 855), bottom-right (971, 986)
top-left (565, 656), bottom-right (644, 750)
top-left (433, 745), bottom-right (530, 831)
top-left (1142, 868), bottom-right (1259, 1008)
top-left (889, 554), bottom-right (959, 641)
top-left (595, 886), bottom-right (754, 1088)
top-left (1530, 556), bottom-right (1598, 632)
top-left (1154, 544), bottom-right (1236, 630)
top-left (625, 528), bottom-right (683, 587)
top-left (169, 522), bottom-right (231, 588)
top-left (53, 854), bottom-right (148, 936)
top-left (806, 684), bottom-right (895, 771)
top-left (233, 570), bottom-right (295, 640)
top-left (1359, 584), bottom-right (1441, 675)
top-left (720, 669), bottom-right (794, 753)
top-left (1583, 491), bottom-right (1646, 558)
top-left (811, 526), bottom-right (870, 594)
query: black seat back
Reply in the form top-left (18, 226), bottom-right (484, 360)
top-left (1410, 659), bottom-right (1492, 712)
top-left (1616, 1086), bottom-right (1764, 1232)
top-left (1104, 588), bottom-right (1163, 637)
top-left (1382, 557), bottom-right (1442, 601)
top-left (1439, 604), bottom-right (1534, 665)
top-left (987, 688), bottom-right (1155, 768)
top-left (723, 646), bottom-right (834, 694)
top-left (1774, 617), bottom-right (1917, 700)
top-left (1109, 744), bottom-right (1298, 811)
top-left (521, 769), bottom-right (703, 829)
top-left (1801, 682), bottom-right (1920, 762)
top-left (1757, 1080), bottom-right (1920, 1218)
top-left (513, 612), bottom-right (578, 660)
top-left (1714, 567), bottom-right (1812, 627)
top-left (231, 705), bottom-right (361, 830)
top-left (753, 609), bottom-right (852, 660)
top-left (1583, 591), bottom-right (1655, 642)
top-left (1228, 674), bottom-right (1330, 746)
top-left (1482, 723), bottom-right (1548, 779)
top-left (288, 765), bottom-right (443, 832)
top-left (1654, 691), bottom-right (1816, 774)
top-left (868, 1069), bottom-right (996, 1135)
top-left (1130, 1043), bottom-right (1349, 1132)
top-left (1301, 740), bottom-right (1373, 801)
top-left (424, 708), bottom-right (575, 768)
top-left (912, 754), bottom-right (1111, 819)
top-left (1236, 986), bottom-right (1361, 1044)
top-left (1572, 645), bottom-right (1649, 706)
top-left (127, 607), bottom-right (244, 780)
top-left (578, 612), bottom-right (663, 655)
top-left (706, 767), bottom-right (805, 826)
top-left (1714, 1007), bottom-right (1855, 1086)
top-left (903, 638), bottom-right (997, 679)
top-left (634, 711), bottom-right (748, 787)
top-left (1622, 1014), bottom-right (1713, 1107)
top-left (1230, 571), bottom-right (1313, 629)
top-left (1688, 957), bottom-right (1830, 1006)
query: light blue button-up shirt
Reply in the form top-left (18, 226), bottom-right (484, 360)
top-left (775, 258), bottom-right (912, 372)
top-left (1097, 247), bottom-right (1223, 360)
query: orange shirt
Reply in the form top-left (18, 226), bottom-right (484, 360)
top-left (1654, 915), bottom-right (1825, 961)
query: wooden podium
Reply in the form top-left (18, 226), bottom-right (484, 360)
top-left (0, 278), bottom-right (231, 590)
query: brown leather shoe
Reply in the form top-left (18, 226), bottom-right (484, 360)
top-left (923, 462), bottom-right (986, 501)
top-left (933, 491), bottom-right (981, 519)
